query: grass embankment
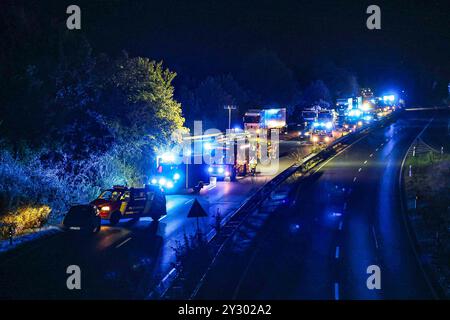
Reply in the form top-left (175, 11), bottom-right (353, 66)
top-left (404, 151), bottom-right (450, 296)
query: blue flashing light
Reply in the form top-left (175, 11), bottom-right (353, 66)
top-left (159, 152), bottom-right (175, 163)
top-left (159, 178), bottom-right (166, 186)
top-left (348, 109), bottom-right (362, 118)
top-left (173, 173), bottom-right (181, 180)
top-left (204, 142), bottom-right (212, 150)
top-left (325, 122), bottom-right (333, 129)
top-left (151, 178), bottom-right (157, 185)
top-left (266, 109), bottom-right (279, 115)
top-left (313, 122), bottom-right (320, 127)
top-left (166, 180), bottom-right (174, 189)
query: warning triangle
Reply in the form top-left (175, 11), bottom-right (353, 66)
top-left (187, 198), bottom-right (208, 218)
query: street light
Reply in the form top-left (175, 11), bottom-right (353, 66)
top-left (224, 105), bottom-right (237, 131)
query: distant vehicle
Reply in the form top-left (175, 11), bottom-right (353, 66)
top-left (206, 134), bottom-right (258, 181)
top-left (63, 205), bottom-right (101, 233)
top-left (91, 185), bottom-right (167, 225)
top-left (149, 150), bottom-right (209, 192)
top-left (300, 107), bottom-right (320, 127)
top-left (311, 132), bottom-right (332, 145)
top-left (243, 108), bottom-right (287, 134)
top-left (312, 110), bottom-right (335, 137)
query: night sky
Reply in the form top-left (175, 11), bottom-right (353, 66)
top-left (2, 0), bottom-right (450, 104)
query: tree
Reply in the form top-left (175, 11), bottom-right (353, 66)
top-left (238, 50), bottom-right (300, 108)
top-left (178, 74), bottom-right (248, 130)
top-left (106, 57), bottom-right (184, 143)
top-left (310, 60), bottom-right (359, 99)
top-left (301, 80), bottom-right (332, 108)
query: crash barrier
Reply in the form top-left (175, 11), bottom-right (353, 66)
top-left (158, 113), bottom-right (398, 299)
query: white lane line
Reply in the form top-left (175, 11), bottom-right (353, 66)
top-left (372, 226), bottom-right (379, 249)
top-left (335, 246), bottom-right (340, 259)
top-left (184, 199), bottom-right (194, 205)
top-left (381, 143), bottom-right (384, 147)
top-left (334, 283), bottom-right (340, 300)
top-left (313, 134), bottom-right (369, 174)
top-left (353, 177), bottom-right (357, 182)
top-left (375, 148), bottom-right (379, 151)
top-left (358, 167), bottom-right (362, 172)
top-left (364, 160), bottom-right (368, 164)
top-left (115, 237), bottom-right (132, 249)
top-left (369, 153), bottom-right (373, 157)
top-left (338, 221), bottom-right (343, 231)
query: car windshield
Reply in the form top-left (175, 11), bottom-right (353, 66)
top-left (302, 111), bottom-right (316, 119)
top-left (98, 190), bottom-right (121, 201)
top-left (244, 115), bottom-right (260, 123)
top-left (67, 206), bottom-right (94, 219)
top-left (318, 113), bottom-right (332, 121)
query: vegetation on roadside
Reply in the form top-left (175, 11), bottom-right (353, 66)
top-left (0, 29), bottom-right (185, 230)
top-left (404, 151), bottom-right (450, 296)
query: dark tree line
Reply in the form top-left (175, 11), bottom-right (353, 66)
top-left (0, 3), bottom-right (184, 225)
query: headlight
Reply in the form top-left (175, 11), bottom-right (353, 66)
top-left (313, 122), bottom-right (319, 127)
top-left (166, 181), bottom-right (174, 189)
top-left (208, 167), bottom-right (213, 173)
top-left (159, 178), bottom-right (166, 186)
top-left (225, 171), bottom-right (230, 177)
top-left (312, 136), bottom-right (319, 142)
top-left (325, 122), bottom-right (333, 129)
top-left (151, 178), bottom-right (157, 185)
top-left (101, 206), bottom-right (110, 211)
top-left (325, 137), bottom-right (330, 143)
top-left (218, 167), bottom-right (224, 174)
top-left (173, 173), bottom-right (180, 180)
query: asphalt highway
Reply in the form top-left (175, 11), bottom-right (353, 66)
top-left (197, 110), bottom-right (441, 300)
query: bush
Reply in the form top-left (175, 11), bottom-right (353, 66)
top-left (0, 205), bottom-right (51, 239)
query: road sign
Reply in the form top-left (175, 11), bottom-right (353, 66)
top-left (187, 198), bottom-right (208, 218)
top-left (187, 198), bottom-right (208, 236)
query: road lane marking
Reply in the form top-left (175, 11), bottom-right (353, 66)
top-left (335, 246), bottom-right (340, 259)
top-left (338, 221), bottom-right (343, 231)
top-left (353, 177), bottom-right (357, 182)
top-left (358, 167), bottom-right (362, 172)
top-left (375, 148), bottom-right (379, 151)
top-left (334, 283), bottom-right (340, 300)
top-left (313, 134), bottom-right (369, 174)
top-left (372, 226), bottom-right (379, 249)
top-left (184, 199), bottom-right (194, 205)
top-left (369, 153), bottom-right (373, 157)
top-left (115, 237), bottom-right (132, 249)
top-left (364, 160), bottom-right (368, 164)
